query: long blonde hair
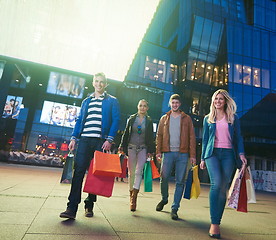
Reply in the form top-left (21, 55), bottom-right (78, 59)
top-left (208, 89), bottom-right (237, 124)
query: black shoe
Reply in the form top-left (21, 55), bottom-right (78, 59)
top-left (171, 209), bottom-right (178, 220)
top-left (156, 200), bottom-right (168, 211)
top-left (85, 208), bottom-right (94, 217)
top-left (59, 209), bottom-right (76, 219)
top-left (209, 233), bottom-right (221, 239)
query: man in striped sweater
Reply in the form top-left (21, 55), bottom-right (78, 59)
top-left (60, 72), bottom-right (120, 219)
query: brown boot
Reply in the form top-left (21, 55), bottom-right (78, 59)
top-left (130, 188), bottom-right (139, 211)
top-left (129, 190), bottom-right (133, 204)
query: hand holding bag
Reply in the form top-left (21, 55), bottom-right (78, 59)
top-left (191, 165), bottom-right (200, 199)
top-left (144, 161), bottom-right (153, 192)
top-left (183, 167), bottom-right (193, 199)
top-left (150, 159), bottom-right (160, 179)
top-left (60, 152), bottom-right (74, 184)
top-left (83, 159), bottom-right (115, 197)
top-left (92, 150), bottom-right (122, 177)
top-left (118, 154), bottom-right (128, 178)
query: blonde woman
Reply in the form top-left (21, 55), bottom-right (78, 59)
top-left (119, 99), bottom-right (155, 211)
top-left (200, 89), bottom-right (247, 239)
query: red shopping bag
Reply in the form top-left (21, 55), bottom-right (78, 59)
top-left (83, 159), bottom-right (115, 197)
top-left (92, 151), bottom-right (122, 177)
top-left (150, 160), bottom-right (160, 179)
top-left (118, 155), bottom-right (128, 178)
top-left (237, 171), bottom-right (248, 212)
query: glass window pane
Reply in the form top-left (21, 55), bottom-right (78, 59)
top-left (271, 65), bottom-right (276, 91)
top-left (261, 68), bottom-right (270, 89)
top-left (195, 61), bottom-right (205, 83)
top-left (181, 61), bottom-right (187, 80)
top-left (243, 28), bottom-right (252, 57)
top-left (261, 32), bottom-right (269, 61)
top-left (234, 64), bottom-right (242, 84)
top-left (227, 24), bottom-right (234, 53)
top-left (168, 64), bottom-right (177, 84)
top-left (243, 66), bottom-right (251, 85)
top-left (227, 62), bottom-right (232, 82)
top-left (212, 66), bottom-right (219, 86)
top-left (157, 60), bottom-right (166, 82)
top-left (204, 64), bottom-right (213, 85)
top-left (234, 25), bottom-right (242, 55)
top-left (209, 22), bottom-right (223, 54)
top-left (270, 33), bottom-right (276, 62)
top-left (253, 30), bottom-right (260, 59)
top-left (191, 16), bottom-right (204, 49)
top-left (253, 68), bottom-right (260, 87)
top-left (200, 19), bottom-right (212, 51)
top-left (253, 94), bottom-right (261, 106)
top-left (243, 92), bottom-right (252, 113)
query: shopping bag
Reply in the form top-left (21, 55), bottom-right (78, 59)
top-left (191, 165), bottom-right (200, 199)
top-left (245, 166), bottom-right (256, 203)
top-left (60, 152), bottom-right (74, 184)
top-left (150, 160), bottom-right (160, 179)
top-left (183, 168), bottom-right (193, 199)
top-left (228, 169), bottom-right (239, 199)
top-left (228, 167), bottom-right (245, 209)
top-left (237, 171), bottom-right (248, 212)
top-left (118, 154), bottom-right (128, 178)
top-left (144, 161), bottom-right (153, 192)
top-left (92, 151), bottom-right (122, 177)
top-left (83, 159), bottom-right (115, 197)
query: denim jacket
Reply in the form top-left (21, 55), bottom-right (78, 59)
top-left (71, 93), bottom-right (120, 142)
top-left (201, 114), bottom-right (244, 168)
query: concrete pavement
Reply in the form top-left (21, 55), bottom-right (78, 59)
top-left (0, 162), bottom-right (275, 240)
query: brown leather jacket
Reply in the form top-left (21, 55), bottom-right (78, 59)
top-left (156, 110), bottom-right (196, 158)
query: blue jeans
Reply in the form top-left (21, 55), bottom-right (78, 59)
top-left (160, 152), bottom-right (188, 211)
top-left (67, 137), bottom-right (103, 212)
top-left (205, 148), bottom-right (235, 225)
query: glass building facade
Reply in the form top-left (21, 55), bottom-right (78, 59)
top-left (0, 0), bottom-right (275, 187)
top-left (126, 0), bottom-right (276, 178)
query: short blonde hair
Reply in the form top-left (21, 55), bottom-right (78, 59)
top-left (169, 94), bottom-right (181, 103)
top-left (93, 72), bottom-right (107, 83)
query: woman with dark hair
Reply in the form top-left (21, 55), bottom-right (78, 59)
top-left (119, 99), bottom-right (155, 211)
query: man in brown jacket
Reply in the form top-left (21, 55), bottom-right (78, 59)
top-left (156, 94), bottom-right (196, 220)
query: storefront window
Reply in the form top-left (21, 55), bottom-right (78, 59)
top-left (234, 64), bottom-right (242, 83)
top-left (204, 64), bottom-right (213, 85)
top-left (212, 67), bottom-right (219, 85)
top-left (191, 96), bottom-right (199, 115)
top-left (10, 64), bottom-right (30, 89)
top-left (181, 61), bottom-right (186, 81)
top-left (168, 64), bottom-right (178, 84)
top-left (195, 62), bottom-right (205, 82)
top-left (253, 68), bottom-right (260, 87)
top-left (144, 56), bottom-right (166, 82)
top-left (243, 66), bottom-right (251, 85)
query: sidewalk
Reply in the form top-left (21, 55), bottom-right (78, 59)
top-left (0, 162), bottom-right (275, 240)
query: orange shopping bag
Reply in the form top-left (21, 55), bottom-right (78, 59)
top-left (92, 151), bottom-right (122, 177)
top-left (150, 160), bottom-right (160, 179)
